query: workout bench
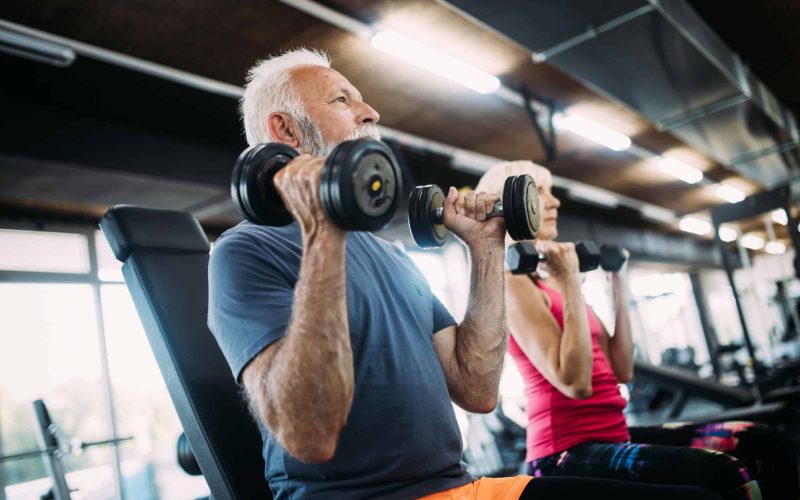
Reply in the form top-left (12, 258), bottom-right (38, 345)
top-left (100, 205), bottom-right (270, 499)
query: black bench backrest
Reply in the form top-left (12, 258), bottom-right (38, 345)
top-left (100, 205), bottom-right (270, 500)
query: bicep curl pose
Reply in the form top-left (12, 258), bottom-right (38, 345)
top-left (208, 48), bottom-right (742, 500)
top-left (478, 161), bottom-right (798, 500)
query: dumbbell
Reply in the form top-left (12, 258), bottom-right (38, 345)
top-left (506, 240), bottom-right (602, 274)
top-left (600, 244), bottom-right (628, 272)
top-left (408, 175), bottom-right (541, 248)
top-left (230, 139), bottom-right (402, 231)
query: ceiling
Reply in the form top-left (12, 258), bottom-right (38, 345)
top-left (0, 0), bottom-right (797, 251)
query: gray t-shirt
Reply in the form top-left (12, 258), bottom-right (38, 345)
top-left (208, 221), bottom-right (474, 499)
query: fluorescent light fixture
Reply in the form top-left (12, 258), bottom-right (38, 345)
top-left (765, 241), bottom-right (786, 255)
top-left (718, 226), bottom-right (738, 242)
top-left (371, 30), bottom-right (500, 94)
top-left (552, 113), bottom-right (631, 151)
top-left (450, 149), bottom-right (503, 174)
top-left (568, 184), bottom-right (619, 208)
top-left (740, 234), bottom-right (765, 250)
top-left (0, 28), bottom-right (75, 67)
top-left (640, 205), bottom-right (676, 225)
top-left (658, 157), bottom-right (703, 184)
top-left (679, 216), bottom-right (712, 236)
top-left (772, 209), bottom-right (788, 226)
top-left (715, 184), bottom-right (745, 203)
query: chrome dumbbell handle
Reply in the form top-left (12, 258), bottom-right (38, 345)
top-left (432, 202), bottom-right (504, 224)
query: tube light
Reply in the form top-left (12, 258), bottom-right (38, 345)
top-left (679, 217), bottom-right (712, 236)
top-left (552, 113), bottom-right (631, 151)
top-left (658, 158), bottom-right (703, 184)
top-left (568, 184), bottom-right (619, 208)
top-left (765, 241), bottom-right (786, 255)
top-left (0, 29), bottom-right (75, 67)
top-left (718, 226), bottom-right (738, 242)
top-left (640, 205), bottom-right (676, 225)
top-left (715, 184), bottom-right (745, 203)
top-left (371, 30), bottom-right (500, 94)
top-left (740, 234), bottom-right (765, 250)
top-left (771, 209), bottom-right (788, 226)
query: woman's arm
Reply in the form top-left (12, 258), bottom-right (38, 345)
top-left (506, 242), bottom-right (594, 399)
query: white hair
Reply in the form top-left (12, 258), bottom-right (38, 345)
top-left (476, 160), bottom-right (552, 199)
top-left (241, 48), bottom-right (331, 146)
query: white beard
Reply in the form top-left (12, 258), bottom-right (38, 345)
top-left (296, 112), bottom-right (381, 157)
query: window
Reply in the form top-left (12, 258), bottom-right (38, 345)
top-left (628, 269), bottom-right (709, 373)
top-left (0, 229), bottom-right (89, 273)
top-left (0, 285), bottom-right (114, 497)
top-left (0, 225), bottom-right (209, 499)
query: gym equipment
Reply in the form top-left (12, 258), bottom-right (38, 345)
top-left (600, 244), bottom-right (627, 272)
top-left (628, 361), bottom-right (791, 426)
top-left (506, 240), bottom-right (601, 274)
top-left (0, 399), bottom-right (132, 500)
top-left (100, 206), bottom-right (270, 499)
top-left (408, 174), bottom-right (541, 248)
top-left (231, 139), bottom-right (402, 232)
top-left (177, 432), bottom-right (202, 476)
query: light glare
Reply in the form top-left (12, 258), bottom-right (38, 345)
top-left (765, 241), bottom-right (786, 255)
top-left (740, 234), bottom-right (765, 250)
top-left (679, 217), bottom-right (712, 236)
top-left (718, 226), bottom-right (738, 242)
top-left (772, 209), bottom-right (788, 226)
top-left (371, 31), bottom-right (500, 94)
top-left (715, 184), bottom-right (745, 203)
top-left (552, 113), bottom-right (631, 151)
top-left (658, 158), bottom-right (704, 184)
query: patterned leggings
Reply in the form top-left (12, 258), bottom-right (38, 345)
top-left (526, 422), bottom-right (798, 500)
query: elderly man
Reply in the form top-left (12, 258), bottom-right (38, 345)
top-left (208, 48), bottom-right (521, 499)
top-left (208, 49), bottom-right (727, 500)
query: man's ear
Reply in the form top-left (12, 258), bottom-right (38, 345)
top-left (267, 112), bottom-right (300, 148)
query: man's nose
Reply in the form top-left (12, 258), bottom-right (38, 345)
top-left (358, 101), bottom-right (380, 125)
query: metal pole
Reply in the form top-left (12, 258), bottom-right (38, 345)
top-left (715, 231), bottom-right (762, 401)
top-left (689, 273), bottom-right (721, 379)
top-left (32, 401), bottom-right (71, 500)
top-left (86, 230), bottom-right (125, 500)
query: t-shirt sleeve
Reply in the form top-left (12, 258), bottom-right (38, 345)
top-left (431, 292), bottom-right (456, 333)
top-left (208, 231), bottom-right (296, 382)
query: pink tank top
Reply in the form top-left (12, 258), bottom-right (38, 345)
top-left (508, 278), bottom-right (629, 462)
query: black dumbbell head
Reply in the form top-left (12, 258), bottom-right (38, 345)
top-left (575, 240), bottom-right (601, 272)
top-left (506, 241), bottom-right (541, 274)
top-left (231, 143), bottom-right (298, 226)
top-left (600, 244), bottom-right (627, 272)
top-left (409, 185), bottom-right (449, 248)
top-left (503, 175), bottom-right (541, 241)
top-left (321, 139), bottom-right (402, 231)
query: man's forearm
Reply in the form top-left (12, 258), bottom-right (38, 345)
top-left (454, 241), bottom-right (507, 411)
top-left (259, 228), bottom-right (353, 460)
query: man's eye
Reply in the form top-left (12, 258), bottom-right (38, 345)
top-left (336, 96), bottom-right (347, 104)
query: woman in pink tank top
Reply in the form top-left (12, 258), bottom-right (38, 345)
top-left (475, 162), bottom-right (798, 500)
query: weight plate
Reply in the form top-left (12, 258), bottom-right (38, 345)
top-left (321, 139), bottom-right (402, 231)
top-left (231, 143), bottom-right (297, 226)
top-left (507, 174), bottom-right (540, 241)
top-left (408, 185), bottom-right (448, 248)
top-left (502, 176), bottom-right (519, 241)
top-left (522, 174), bottom-right (541, 240)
